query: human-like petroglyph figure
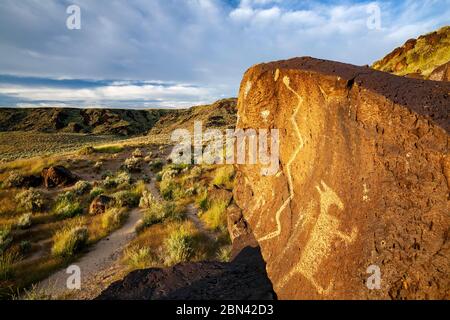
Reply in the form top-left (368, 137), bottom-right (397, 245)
top-left (277, 181), bottom-right (358, 295)
top-left (258, 75), bottom-right (305, 242)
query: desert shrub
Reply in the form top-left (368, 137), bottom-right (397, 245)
top-left (102, 171), bottom-right (132, 189)
top-left (155, 172), bottom-right (163, 182)
top-left (101, 208), bottom-right (128, 232)
top-left (89, 187), bottom-right (105, 200)
top-left (123, 157), bottom-right (142, 172)
top-left (16, 213), bottom-right (32, 229)
top-left (132, 148), bottom-right (145, 158)
top-left (124, 246), bottom-right (158, 270)
top-left (0, 251), bottom-right (19, 280)
top-left (15, 189), bottom-right (45, 212)
top-left (73, 180), bottom-right (91, 196)
top-left (0, 227), bottom-right (12, 255)
top-left (139, 190), bottom-right (156, 209)
top-left (217, 246), bottom-right (231, 262)
top-left (51, 225), bottom-right (88, 258)
top-left (54, 192), bottom-right (83, 219)
top-left (101, 170), bottom-right (113, 179)
top-left (159, 178), bottom-right (176, 200)
top-left (112, 190), bottom-right (140, 208)
top-left (115, 171), bottom-right (132, 186)
top-left (4, 171), bottom-right (25, 188)
top-left (139, 200), bottom-right (183, 231)
top-left (164, 225), bottom-right (195, 266)
top-left (149, 159), bottom-right (163, 172)
top-left (200, 200), bottom-right (228, 231)
top-left (141, 201), bottom-right (165, 228)
top-left (212, 166), bottom-right (235, 189)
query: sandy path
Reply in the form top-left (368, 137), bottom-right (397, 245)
top-left (36, 204), bottom-right (143, 298)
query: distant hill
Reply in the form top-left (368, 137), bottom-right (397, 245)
top-left (0, 98), bottom-right (237, 136)
top-left (372, 25), bottom-right (450, 80)
top-left (149, 98), bottom-right (237, 135)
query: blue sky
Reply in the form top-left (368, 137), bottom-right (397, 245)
top-left (0, 0), bottom-right (448, 109)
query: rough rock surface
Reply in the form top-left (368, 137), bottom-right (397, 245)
top-left (429, 62), bottom-right (450, 82)
top-left (89, 195), bottom-right (114, 215)
top-left (96, 245), bottom-right (275, 300)
top-left (234, 57), bottom-right (449, 299)
top-left (41, 166), bottom-right (79, 188)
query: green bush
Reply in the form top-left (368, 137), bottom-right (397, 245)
top-left (149, 159), bottom-right (163, 172)
top-left (15, 189), bottom-right (45, 213)
top-left (164, 226), bottom-right (195, 266)
top-left (200, 200), bottom-right (228, 231)
top-left (54, 192), bottom-right (83, 219)
top-left (124, 246), bottom-right (157, 270)
top-left (89, 187), bottom-right (105, 200)
top-left (73, 180), bottom-right (91, 196)
top-left (51, 225), bottom-right (88, 258)
top-left (112, 190), bottom-right (140, 208)
top-left (101, 208), bottom-right (128, 232)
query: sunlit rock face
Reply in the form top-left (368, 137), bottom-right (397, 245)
top-left (234, 57), bottom-right (450, 299)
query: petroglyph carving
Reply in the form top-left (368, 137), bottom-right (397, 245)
top-left (276, 181), bottom-right (358, 295)
top-left (257, 76), bottom-right (305, 242)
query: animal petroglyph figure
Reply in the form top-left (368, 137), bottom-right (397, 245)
top-left (276, 181), bottom-right (358, 295)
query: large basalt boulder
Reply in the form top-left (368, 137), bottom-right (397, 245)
top-left (96, 245), bottom-right (274, 300)
top-left (41, 166), bottom-right (79, 188)
top-left (234, 57), bottom-right (449, 299)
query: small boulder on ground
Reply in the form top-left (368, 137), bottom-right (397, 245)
top-left (41, 166), bottom-right (79, 188)
top-left (89, 195), bottom-right (113, 215)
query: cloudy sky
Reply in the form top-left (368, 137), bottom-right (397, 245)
top-left (0, 0), bottom-right (448, 109)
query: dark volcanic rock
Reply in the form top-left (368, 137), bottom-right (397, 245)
top-left (96, 245), bottom-right (275, 300)
top-left (89, 195), bottom-right (113, 215)
top-left (41, 166), bottom-right (78, 188)
top-left (233, 56), bottom-right (449, 299)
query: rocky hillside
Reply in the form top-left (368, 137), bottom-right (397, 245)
top-left (0, 108), bottom-right (164, 136)
top-left (0, 99), bottom-right (237, 137)
top-left (372, 25), bottom-right (450, 80)
top-left (233, 57), bottom-right (449, 299)
top-left (148, 98), bottom-right (237, 135)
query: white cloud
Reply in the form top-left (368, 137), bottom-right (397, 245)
top-left (0, 0), bottom-right (449, 108)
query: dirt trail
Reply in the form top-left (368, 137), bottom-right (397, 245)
top-left (36, 197), bottom-right (146, 299)
top-left (35, 177), bottom-right (215, 299)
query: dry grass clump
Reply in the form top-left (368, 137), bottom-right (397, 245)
top-left (0, 250), bottom-right (19, 280)
top-left (212, 165), bottom-right (235, 189)
top-left (51, 224), bottom-right (88, 258)
top-left (164, 224), bottom-right (196, 266)
top-left (16, 213), bottom-right (32, 229)
top-left (101, 208), bottom-right (128, 233)
top-left (123, 246), bottom-right (160, 270)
